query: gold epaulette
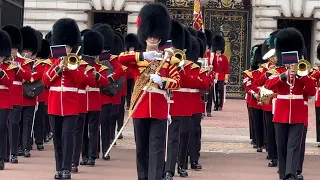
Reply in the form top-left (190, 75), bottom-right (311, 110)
top-left (267, 68), bottom-right (280, 75)
top-left (79, 60), bottom-right (88, 66)
top-left (243, 70), bottom-right (253, 78)
top-left (184, 60), bottom-right (193, 67)
top-left (42, 59), bottom-right (52, 66)
top-left (110, 55), bottom-right (118, 61)
top-left (23, 59), bottom-right (32, 66)
top-left (261, 62), bottom-right (269, 69)
top-left (86, 65), bottom-right (94, 72)
top-left (122, 65), bottom-right (128, 71)
top-left (99, 65), bottom-right (108, 72)
top-left (257, 68), bottom-right (264, 72)
top-left (191, 63), bottom-right (200, 70)
top-left (7, 64), bottom-right (17, 71)
top-left (120, 52), bottom-right (126, 56)
top-left (200, 68), bottom-right (208, 74)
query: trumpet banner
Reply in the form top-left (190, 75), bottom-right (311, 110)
top-left (156, 0), bottom-right (252, 99)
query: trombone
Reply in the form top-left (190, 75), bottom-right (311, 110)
top-left (63, 53), bottom-right (80, 70)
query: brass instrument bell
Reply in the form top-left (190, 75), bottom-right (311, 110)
top-left (63, 53), bottom-right (80, 70)
top-left (295, 59), bottom-right (311, 77)
top-left (258, 86), bottom-right (275, 105)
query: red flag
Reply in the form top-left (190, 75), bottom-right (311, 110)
top-left (193, 0), bottom-right (203, 31)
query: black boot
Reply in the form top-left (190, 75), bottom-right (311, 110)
top-left (191, 162), bottom-right (202, 170)
top-left (102, 152), bottom-right (110, 161)
top-left (17, 148), bottom-right (23, 156)
top-left (296, 171), bottom-right (304, 180)
top-left (61, 170), bottom-right (71, 179)
top-left (268, 159), bottom-right (277, 167)
top-left (257, 147), bottom-right (262, 152)
top-left (10, 155), bottom-right (18, 163)
top-left (163, 172), bottom-right (173, 180)
top-left (54, 171), bottom-right (62, 179)
top-left (37, 144), bottom-right (44, 151)
top-left (87, 157), bottom-right (95, 166)
top-left (23, 149), bottom-right (31, 157)
top-left (0, 159), bottom-right (4, 170)
top-left (79, 158), bottom-right (88, 165)
top-left (177, 165), bottom-right (188, 177)
top-left (118, 132), bottom-right (123, 139)
top-left (71, 163), bottom-right (78, 173)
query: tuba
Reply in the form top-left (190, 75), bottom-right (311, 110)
top-left (63, 53), bottom-right (80, 70)
top-left (295, 59), bottom-right (312, 77)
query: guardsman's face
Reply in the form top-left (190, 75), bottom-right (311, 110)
top-left (21, 50), bottom-right (32, 58)
top-left (216, 50), bottom-right (222, 55)
top-left (0, 56), bottom-right (4, 62)
top-left (146, 37), bottom-right (160, 50)
top-left (66, 45), bottom-right (72, 54)
top-left (269, 56), bottom-right (277, 64)
top-left (11, 48), bottom-right (18, 56)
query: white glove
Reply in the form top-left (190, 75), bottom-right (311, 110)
top-left (150, 74), bottom-right (163, 87)
top-left (214, 79), bottom-right (217, 83)
top-left (143, 51), bottom-right (162, 60)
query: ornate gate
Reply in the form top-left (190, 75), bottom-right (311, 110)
top-left (157, 0), bottom-right (252, 99)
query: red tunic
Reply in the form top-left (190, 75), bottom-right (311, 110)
top-left (118, 52), bottom-right (181, 119)
top-left (0, 61), bottom-right (16, 109)
top-left (244, 69), bottom-right (262, 109)
top-left (10, 57), bottom-right (32, 106)
top-left (213, 54), bottom-right (230, 81)
top-left (311, 68), bottom-right (320, 107)
top-left (265, 67), bottom-right (316, 124)
top-left (101, 55), bottom-right (124, 105)
top-left (42, 57), bottom-right (86, 116)
top-left (189, 63), bottom-right (203, 115)
top-left (199, 68), bottom-right (212, 112)
top-left (120, 66), bottom-right (128, 96)
top-left (243, 69), bottom-right (252, 104)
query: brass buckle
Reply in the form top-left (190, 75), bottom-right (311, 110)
top-left (288, 95), bottom-right (294, 99)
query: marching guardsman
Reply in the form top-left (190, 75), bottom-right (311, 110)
top-left (163, 19), bottom-right (187, 180)
top-left (33, 38), bottom-right (51, 151)
top-left (74, 30), bottom-right (109, 171)
top-left (314, 43), bottom-right (320, 147)
top-left (265, 28), bottom-right (316, 180)
top-left (2, 25), bottom-right (33, 163)
top-left (42, 18), bottom-right (84, 179)
top-left (212, 34), bottom-right (230, 111)
top-left (124, 33), bottom-right (138, 110)
top-left (0, 30), bottom-right (16, 170)
top-left (93, 24), bottom-right (124, 160)
top-left (253, 30), bottom-right (279, 167)
top-left (118, 3), bottom-right (181, 180)
top-left (245, 44), bottom-right (264, 152)
top-left (203, 29), bottom-right (215, 116)
top-left (110, 32), bottom-right (125, 144)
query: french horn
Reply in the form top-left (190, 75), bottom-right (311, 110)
top-left (258, 86), bottom-right (275, 105)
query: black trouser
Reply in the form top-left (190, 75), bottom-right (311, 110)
top-left (134, 118), bottom-right (166, 180)
top-left (177, 116), bottom-right (191, 167)
top-left (5, 132), bottom-right (9, 159)
top-left (126, 78), bottom-right (134, 108)
top-left (8, 105), bottom-right (22, 155)
top-left (72, 113), bottom-right (86, 165)
top-left (82, 111), bottom-right (100, 159)
top-left (19, 106), bottom-right (35, 151)
top-left (214, 81), bottom-right (224, 109)
top-left (44, 105), bottom-right (51, 137)
top-left (274, 123), bottom-right (304, 179)
top-left (100, 104), bottom-right (112, 153)
top-left (118, 96), bottom-right (125, 132)
top-left (0, 109), bottom-right (11, 159)
top-left (264, 111), bottom-right (277, 159)
top-left (247, 105), bottom-right (255, 143)
top-left (251, 108), bottom-right (264, 148)
top-left (34, 102), bottom-right (45, 145)
top-left (206, 88), bottom-right (214, 114)
top-left (165, 116), bottom-right (182, 175)
top-left (316, 106), bottom-right (320, 142)
top-left (110, 105), bottom-right (119, 140)
top-left (50, 115), bottom-right (77, 171)
top-left (297, 126), bottom-right (307, 173)
top-left (189, 113), bottom-right (202, 163)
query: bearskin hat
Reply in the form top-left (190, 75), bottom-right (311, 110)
top-left (111, 33), bottom-right (124, 55)
top-left (82, 30), bottom-right (104, 56)
top-left (262, 30), bottom-right (280, 56)
top-left (37, 39), bottom-right (51, 59)
top-left (36, 31), bottom-right (43, 54)
top-left (198, 31), bottom-right (207, 50)
top-left (124, 33), bottom-right (139, 51)
top-left (137, 42), bottom-right (144, 52)
top-left (187, 27), bottom-right (197, 37)
top-left (115, 32), bottom-right (124, 46)
top-left (92, 23), bottom-right (102, 30)
top-left (197, 37), bottom-right (205, 58)
top-left (2, 25), bottom-right (22, 51)
top-left (45, 31), bottom-right (52, 44)
top-left (317, 43), bottom-right (320, 60)
top-left (93, 24), bottom-right (115, 51)
top-left (275, 27), bottom-right (305, 65)
top-left (250, 44), bottom-right (263, 70)
top-left (51, 18), bottom-right (81, 53)
top-left (137, 3), bottom-right (171, 47)
top-left (20, 26), bottom-right (39, 54)
top-left (205, 29), bottom-right (213, 48)
top-left (212, 34), bottom-right (225, 53)
top-left (0, 30), bottom-right (12, 57)
top-left (170, 19), bottom-right (185, 50)
top-left (80, 29), bottom-right (90, 37)
top-left (184, 27), bottom-right (192, 58)
top-left (187, 36), bottom-right (200, 62)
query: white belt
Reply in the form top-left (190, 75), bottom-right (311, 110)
top-left (189, 89), bottom-right (199, 93)
top-left (50, 86), bottom-right (78, 92)
top-left (143, 86), bottom-right (167, 95)
top-left (78, 89), bottom-right (86, 94)
top-left (13, 81), bottom-right (22, 85)
top-left (173, 88), bottom-right (190, 92)
top-left (0, 85), bottom-right (9, 89)
top-left (277, 95), bottom-right (303, 100)
top-left (87, 87), bottom-right (100, 92)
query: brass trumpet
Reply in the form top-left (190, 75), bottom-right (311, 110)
top-left (295, 59), bottom-right (312, 77)
top-left (63, 53), bottom-right (80, 70)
